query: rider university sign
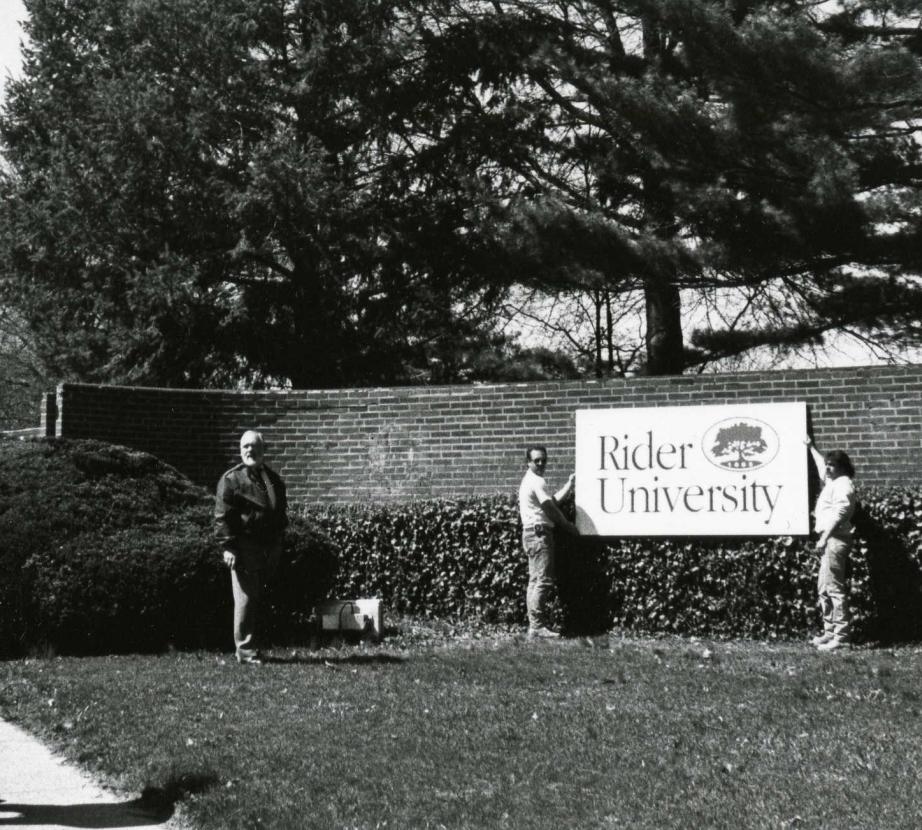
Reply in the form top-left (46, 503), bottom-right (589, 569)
top-left (575, 402), bottom-right (809, 536)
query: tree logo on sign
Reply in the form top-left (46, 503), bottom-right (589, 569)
top-left (702, 418), bottom-right (779, 471)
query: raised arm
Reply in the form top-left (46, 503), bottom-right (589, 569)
top-left (804, 436), bottom-right (826, 480)
top-left (534, 473), bottom-right (578, 535)
top-left (539, 495), bottom-right (579, 535)
top-left (554, 473), bottom-right (576, 504)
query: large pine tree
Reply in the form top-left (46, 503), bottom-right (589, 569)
top-left (3, 0), bottom-right (922, 383)
top-left (422, 0), bottom-right (922, 373)
top-left (0, 0), bottom-right (511, 387)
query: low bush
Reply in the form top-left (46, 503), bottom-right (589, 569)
top-left (306, 485), bottom-right (922, 642)
top-left (23, 510), bottom-right (338, 655)
top-left (0, 437), bottom-right (338, 656)
top-left (22, 508), bottom-right (224, 654)
top-left (0, 437), bottom-right (207, 656)
top-left (852, 488), bottom-right (922, 642)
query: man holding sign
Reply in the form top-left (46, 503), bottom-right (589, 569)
top-left (518, 446), bottom-right (579, 640)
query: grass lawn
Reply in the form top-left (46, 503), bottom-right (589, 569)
top-left (2, 621), bottom-right (922, 830)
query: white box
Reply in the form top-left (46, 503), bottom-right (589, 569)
top-left (316, 599), bottom-right (383, 641)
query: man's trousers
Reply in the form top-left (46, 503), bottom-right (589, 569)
top-left (818, 536), bottom-right (852, 643)
top-left (523, 525), bottom-right (555, 630)
top-left (229, 540), bottom-right (280, 660)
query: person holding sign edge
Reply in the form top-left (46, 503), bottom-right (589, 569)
top-left (804, 436), bottom-right (857, 652)
top-left (518, 446), bottom-right (579, 640)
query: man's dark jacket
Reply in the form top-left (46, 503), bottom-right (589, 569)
top-left (214, 463), bottom-right (288, 552)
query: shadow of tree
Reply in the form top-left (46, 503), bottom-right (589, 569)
top-left (138, 770), bottom-right (220, 817)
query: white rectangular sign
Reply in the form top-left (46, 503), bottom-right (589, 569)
top-left (575, 402), bottom-right (809, 536)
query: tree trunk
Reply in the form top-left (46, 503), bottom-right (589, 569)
top-left (594, 290), bottom-right (603, 378)
top-left (644, 276), bottom-right (684, 375)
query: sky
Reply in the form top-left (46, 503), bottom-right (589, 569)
top-left (0, 0), bottom-right (27, 96)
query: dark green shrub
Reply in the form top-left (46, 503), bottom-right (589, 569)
top-left (1, 437), bottom-right (338, 656)
top-left (23, 511), bottom-right (338, 655)
top-left (575, 535), bottom-right (820, 639)
top-left (307, 485), bottom-right (922, 642)
top-left (23, 508), bottom-right (225, 654)
top-left (0, 437), bottom-right (207, 656)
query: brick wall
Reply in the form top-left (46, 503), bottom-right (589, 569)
top-left (47, 364), bottom-right (922, 503)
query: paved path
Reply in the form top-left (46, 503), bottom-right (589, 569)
top-left (0, 718), bottom-right (182, 830)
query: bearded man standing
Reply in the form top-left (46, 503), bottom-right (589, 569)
top-left (215, 430), bottom-right (288, 664)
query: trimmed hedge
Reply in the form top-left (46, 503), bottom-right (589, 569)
top-left (307, 497), bottom-right (525, 624)
top-left (306, 486), bottom-right (922, 643)
top-left (0, 437), bottom-right (338, 656)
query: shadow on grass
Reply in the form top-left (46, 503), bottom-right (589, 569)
top-left (262, 653), bottom-right (406, 666)
top-left (139, 770), bottom-right (220, 815)
top-left (0, 797), bottom-right (170, 827)
top-left (0, 763), bottom-right (218, 827)
top-left (0, 770), bottom-right (217, 827)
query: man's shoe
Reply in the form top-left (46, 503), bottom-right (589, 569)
top-left (816, 639), bottom-right (849, 652)
top-left (527, 626), bottom-right (561, 640)
top-left (811, 633), bottom-right (834, 647)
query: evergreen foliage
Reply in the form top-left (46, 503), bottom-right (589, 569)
top-left (0, 307), bottom-right (48, 431)
top-left (420, 0), bottom-right (922, 373)
top-left (0, 0), bottom-right (518, 388)
top-left (3, 1), bottom-right (922, 381)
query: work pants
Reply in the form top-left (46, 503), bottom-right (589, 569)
top-left (818, 536), bottom-right (852, 643)
top-left (523, 526), bottom-right (555, 630)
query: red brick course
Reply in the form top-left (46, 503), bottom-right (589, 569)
top-left (46, 365), bottom-right (922, 503)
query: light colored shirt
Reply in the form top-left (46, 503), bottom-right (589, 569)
top-left (519, 468), bottom-right (554, 528)
top-left (814, 475), bottom-right (856, 538)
